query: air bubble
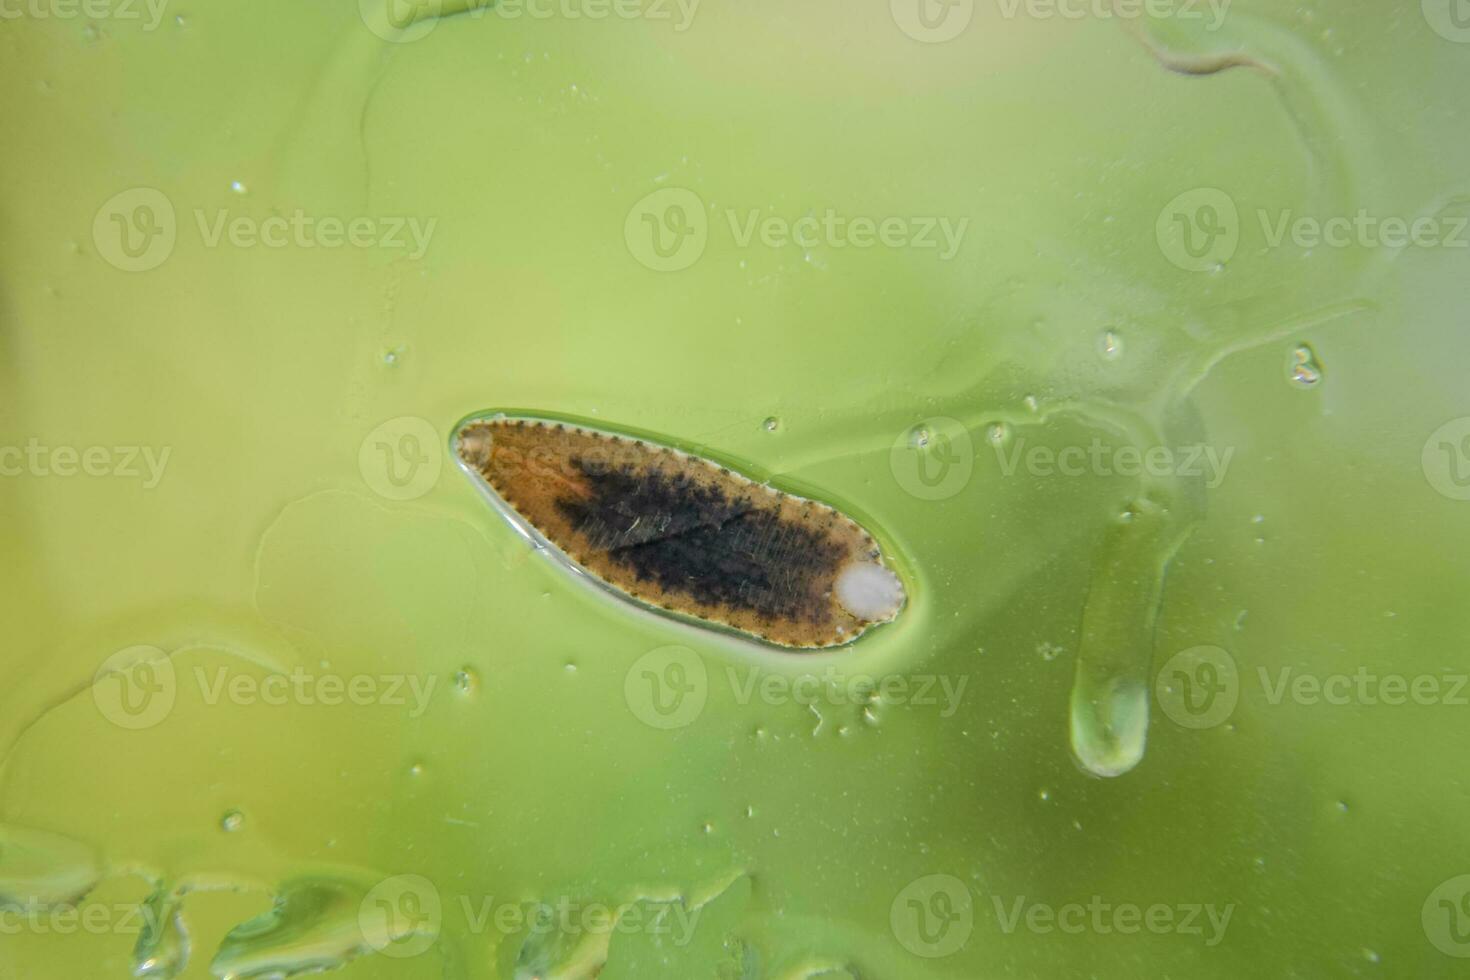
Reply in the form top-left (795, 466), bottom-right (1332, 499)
top-left (1287, 343), bottom-right (1323, 387)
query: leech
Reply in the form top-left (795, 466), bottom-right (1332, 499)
top-left (455, 415), bottom-right (906, 649)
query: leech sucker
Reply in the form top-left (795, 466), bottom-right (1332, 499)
top-left (455, 416), bottom-right (906, 649)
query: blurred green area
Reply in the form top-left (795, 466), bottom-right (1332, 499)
top-left (1, 1), bottom-right (1469, 977)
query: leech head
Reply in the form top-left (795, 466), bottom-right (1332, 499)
top-left (833, 560), bottom-right (905, 623)
top-left (457, 422), bottom-right (495, 471)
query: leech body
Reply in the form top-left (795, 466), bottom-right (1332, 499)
top-left (455, 416), bottom-right (905, 649)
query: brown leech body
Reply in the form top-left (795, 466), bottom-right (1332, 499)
top-left (456, 417), bottom-right (906, 649)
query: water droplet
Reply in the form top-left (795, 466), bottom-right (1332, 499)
top-left (910, 425), bottom-right (931, 449)
top-left (702, 821), bottom-right (714, 834)
top-left (409, 762), bottom-right (425, 777)
top-left (763, 416), bottom-right (780, 432)
top-left (220, 810), bottom-right (244, 833)
top-left (1023, 394), bottom-right (1040, 413)
top-left (174, 14), bottom-right (188, 27)
top-left (1287, 343), bottom-right (1323, 387)
top-left (563, 661), bottom-right (577, 672)
top-left (1037, 642), bottom-right (1063, 662)
top-left (133, 889), bottom-right (190, 980)
top-left (454, 668), bottom-right (479, 696)
top-left (1099, 330), bottom-right (1123, 360)
top-left (986, 422), bottom-right (1009, 445)
top-left (1038, 788), bottom-right (1051, 802)
top-left (1361, 948), bottom-right (1380, 964)
top-left (0, 824), bottom-right (102, 907)
top-left (229, 180), bottom-right (248, 195)
top-left (1335, 799), bottom-right (1350, 814)
top-left (381, 345), bottom-right (404, 366)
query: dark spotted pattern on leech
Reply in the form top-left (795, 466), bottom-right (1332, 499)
top-left (454, 416), bottom-right (905, 647)
top-left (555, 456), bottom-right (844, 625)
